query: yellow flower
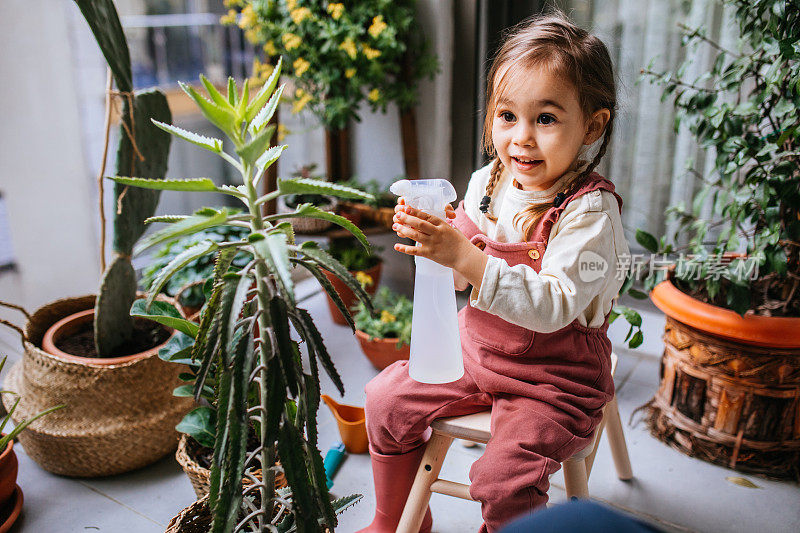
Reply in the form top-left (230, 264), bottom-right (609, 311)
top-left (244, 29), bottom-right (260, 44)
top-left (282, 33), bottom-right (302, 50)
top-left (220, 9), bottom-right (237, 26)
top-left (252, 58), bottom-right (274, 81)
top-left (238, 4), bottom-right (257, 29)
top-left (290, 7), bottom-right (311, 25)
top-left (363, 46), bottom-right (381, 60)
top-left (277, 123), bottom-right (289, 142)
top-left (223, 0), bottom-right (243, 7)
top-left (287, 0), bottom-right (298, 10)
top-left (292, 88), bottom-right (312, 113)
top-left (380, 310), bottom-right (396, 323)
top-left (327, 3), bottom-right (345, 20)
top-left (368, 15), bottom-right (388, 38)
top-left (345, 67), bottom-right (356, 79)
top-left (355, 271), bottom-right (374, 287)
top-left (339, 38), bottom-right (357, 59)
top-left (293, 57), bottom-right (310, 77)
top-left (368, 88), bottom-right (381, 102)
top-left (263, 40), bottom-right (278, 56)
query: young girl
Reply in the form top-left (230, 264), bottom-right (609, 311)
top-left (359, 13), bottom-right (629, 533)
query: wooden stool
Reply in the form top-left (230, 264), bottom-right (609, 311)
top-left (396, 353), bottom-right (633, 533)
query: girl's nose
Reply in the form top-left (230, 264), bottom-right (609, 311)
top-left (512, 122), bottom-right (536, 147)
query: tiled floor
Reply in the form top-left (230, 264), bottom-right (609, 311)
top-left (1, 266), bottom-right (799, 532)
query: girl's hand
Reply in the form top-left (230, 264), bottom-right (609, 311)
top-left (392, 198), bottom-right (467, 269)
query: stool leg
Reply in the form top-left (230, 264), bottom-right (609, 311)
top-left (397, 432), bottom-right (454, 533)
top-left (584, 416), bottom-right (607, 478)
top-left (562, 458), bottom-right (589, 499)
top-left (604, 396), bottom-right (633, 480)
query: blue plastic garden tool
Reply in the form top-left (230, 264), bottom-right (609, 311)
top-left (323, 442), bottom-right (347, 489)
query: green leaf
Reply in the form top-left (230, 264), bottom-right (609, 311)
top-left (134, 208), bottom-right (231, 255)
top-left (227, 77), bottom-right (237, 107)
top-left (146, 240), bottom-right (218, 310)
top-left (173, 384), bottom-right (195, 397)
top-left (151, 120), bottom-right (223, 153)
top-left (292, 259), bottom-right (356, 331)
top-left (158, 332), bottom-right (194, 365)
top-left (256, 144), bottom-right (287, 174)
top-left (130, 299), bottom-right (199, 338)
top-left (0, 403), bottom-right (65, 450)
top-left (236, 78), bottom-right (250, 118)
top-left (249, 84), bottom-right (284, 136)
top-left (236, 123), bottom-right (278, 166)
top-left (292, 308), bottom-right (345, 396)
top-left (200, 74), bottom-right (233, 110)
top-left (246, 57), bottom-right (282, 122)
top-left (278, 178), bottom-right (374, 201)
top-left (109, 176), bottom-right (217, 192)
top-left (268, 203), bottom-right (370, 251)
top-left (635, 229), bottom-right (659, 253)
top-left (254, 232), bottom-right (295, 305)
top-left (629, 330), bottom-right (643, 349)
top-left (226, 263), bottom-right (255, 347)
top-left (297, 241), bottom-right (374, 316)
top-left (179, 81), bottom-right (237, 136)
top-left (176, 406), bottom-right (216, 448)
top-left (269, 297), bottom-right (300, 397)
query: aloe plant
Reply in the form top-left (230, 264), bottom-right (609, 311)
top-left (74, 0), bottom-right (172, 357)
top-left (116, 60), bottom-right (375, 532)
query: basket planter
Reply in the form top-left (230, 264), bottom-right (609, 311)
top-left (176, 434), bottom-right (287, 500)
top-left (355, 330), bottom-right (410, 370)
top-left (648, 279), bottom-right (800, 480)
top-left (338, 202), bottom-right (394, 229)
top-left (323, 261), bottom-right (382, 325)
top-left (0, 295), bottom-right (193, 477)
top-left (278, 197), bottom-right (338, 234)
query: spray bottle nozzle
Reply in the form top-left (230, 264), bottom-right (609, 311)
top-left (389, 179), bottom-right (457, 216)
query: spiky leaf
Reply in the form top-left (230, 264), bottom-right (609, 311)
top-left (134, 208), bottom-right (231, 255)
top-left (278, 178), bottom-right (374, 201)
top-left (246, 57), bottom-right (282, 122)
top-left (151, 120), bottom-right (223, 153)
top-left (268, 203), bottom-right (370, 251)
top-left (147, 240), bottom-right (218, 309)
top-left (110, 176), bottom-right (217, 192)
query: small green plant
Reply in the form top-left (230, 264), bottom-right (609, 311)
top-left (353, 287), bottom-right (412, 348)
top-left (227, 0), bottom-right (439, 130)
top-left (340, 178), bottom-right (397, 208)
top-left (117, 58), bottom-right (375, 532)
top-left (0, 356), bottom-right (64, 450)
top-left (328, 238), bottom-right (382, 272)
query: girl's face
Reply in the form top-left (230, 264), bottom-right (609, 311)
top-left (491, 63), bottom-right (609, 191)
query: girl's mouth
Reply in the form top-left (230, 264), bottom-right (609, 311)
top-left (511, 156), bottom-right (542, 171)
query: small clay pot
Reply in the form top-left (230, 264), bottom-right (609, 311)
top-left (323, 261), bottom-right (383, 326)
top-left (355, 330), bottom-right (410, 370)
top-left (0, 440), bottom-right (18, 508)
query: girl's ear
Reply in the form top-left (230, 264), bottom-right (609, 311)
top-left (583, 108), bottom-right (611, 145)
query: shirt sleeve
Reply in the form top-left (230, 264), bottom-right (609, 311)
top-left (469, 209), bottom-right (618, 333)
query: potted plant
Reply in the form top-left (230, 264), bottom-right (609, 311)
top-left (323, 237), bottom-right (383, 325)
top-left (278, 165), bottom-right (338, 233)
top-left (226, 0), bottom-right (438, 181)
top-left (337, 178), bottom-right (398, 229)
top-left (122, 58), bottom-right (375, 531)
top-left (353, 287), bottom-right (412, 370)
top-left (0, 356), bottom-right (63, 531)
top-left (0, 0), bottom-right (193, 478)
top-left (635, 0), bottom-right (800, 479)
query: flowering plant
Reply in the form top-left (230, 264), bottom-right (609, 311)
top-left (353, 287), bottom-right (412, 347)
top-left (224, 0), bottom-right (438, 130)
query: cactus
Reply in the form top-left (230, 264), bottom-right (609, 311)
top-left (74, 0), bottom-right (172, 356)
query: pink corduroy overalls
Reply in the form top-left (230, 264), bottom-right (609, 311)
top-left (365, 173), bottom-right (623, 533)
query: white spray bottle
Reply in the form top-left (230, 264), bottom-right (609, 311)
top-left (389, 179), bottom-right (464, 384)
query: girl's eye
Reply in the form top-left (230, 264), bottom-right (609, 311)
top-left (499, 111), bottom-right (516, 123)
top-left (537, 114), bottom-right (556, 125)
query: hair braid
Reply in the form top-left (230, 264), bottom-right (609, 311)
top-left (480, 158), bottom-right (504, 221)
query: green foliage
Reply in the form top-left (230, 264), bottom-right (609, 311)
top-left (639, 0), bottom-right (800, 317)
top-left (327, 237), bottom-right (382, 271)
top-left (229, 0), bottom-right (439, 130)
top-left (353, 287), bottom-right (413, 348)
top-left (0, 356), bottom-right (64, 451)
top-left (120, 64), bottom-right (368, 532)
top-left (339, 177), bottom-right (398, 208)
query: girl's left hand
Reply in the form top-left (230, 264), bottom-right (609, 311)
top-left (392, 200), bottom-right (471, 270)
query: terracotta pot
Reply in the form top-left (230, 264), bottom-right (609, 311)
top-left (1, 295), bottom-right (193, 477)
top-left (650, 278), bottom-right (800, 348)
top-left (0, 440), bottom-right (17, 508)
top-left (323, 261), bottom-right (382, 325)
top-left (355, 330), bottom-right (410, 370)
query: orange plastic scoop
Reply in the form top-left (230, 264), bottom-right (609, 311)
top-left (321, 395), bottom-right (369, 454)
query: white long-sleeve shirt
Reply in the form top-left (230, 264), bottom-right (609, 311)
top-left (462, 163), bottom-right (630, 333)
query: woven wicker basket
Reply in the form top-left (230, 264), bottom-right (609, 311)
top-left (278, 197), bottom-right (338, 234)
top-left (176, 434), bottom-right (288, 500)
top-left (340, 202), bottom-right (394, 229)
top-left (0, 295), bottom-right (193, 477)
top-left (648, 316), bottom-right (800, 480)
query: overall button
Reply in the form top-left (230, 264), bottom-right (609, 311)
top-left (475, 241), bottom-right (487, 251)
top-left (528, 249), bottom-right (540, 260)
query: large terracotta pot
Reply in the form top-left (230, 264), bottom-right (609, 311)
top-left (1, 295), bottom-right (193, 477)
top-left (323, 261), bottom-right (382, 325)
top-left (648, 278), bottom-right (800, 480)
top-left (355, 330), bottom-right (410, 370)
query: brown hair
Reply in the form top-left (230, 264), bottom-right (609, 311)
top-left (481, 12), bottom-right (617, 240)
